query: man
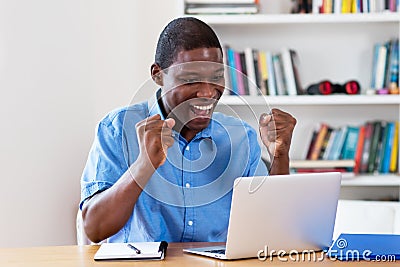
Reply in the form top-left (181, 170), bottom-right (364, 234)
top-left (80, 17), bottom-right (296, 243)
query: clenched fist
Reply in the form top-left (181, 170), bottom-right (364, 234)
top-left (135, 114), bottom-right (175, 170)
top-left (259, 108), bottom-right (296, 159)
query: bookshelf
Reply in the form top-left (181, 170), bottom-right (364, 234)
top-left (181, 0), bottom-right (400, 201)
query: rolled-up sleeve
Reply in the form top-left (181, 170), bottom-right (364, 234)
top-left (80, 120), bottom-right (126, 209)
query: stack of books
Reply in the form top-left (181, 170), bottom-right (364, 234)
top-left (185, 0), bottom-right (259, 15)
top-left (370, 38), bottom-right (399, 94)
top-left (301, 120), bottom-right (399, 175)
top-left (292, 0), bottom-right (400, 14)
top-left (222, 45), bottom-right (304, 96)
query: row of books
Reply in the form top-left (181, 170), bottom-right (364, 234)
top-left (185, 0), bottom-right (259, 14)
top-left (292, 0), bottom-right (400, 14)
top-left (370, 38), bottom-right (399, 93)
top-left (222, 45), bottom-right (304, 96)
top-left (305, 120), bottom-right (399, 174)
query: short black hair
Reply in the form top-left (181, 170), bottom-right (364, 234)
top-left (155, 17), bottom-right (222, 70)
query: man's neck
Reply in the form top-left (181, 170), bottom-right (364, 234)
top-left (156, 89), bottom-right (198, 142)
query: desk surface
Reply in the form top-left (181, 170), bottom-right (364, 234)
top-left (0, 242), bottom-right (397, 266)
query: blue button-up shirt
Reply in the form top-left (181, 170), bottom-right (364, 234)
top-left (80, 91), bottom-right (268, 243)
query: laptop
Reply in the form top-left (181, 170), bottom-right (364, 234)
top-left (183, 172), bottom-right (342, 260)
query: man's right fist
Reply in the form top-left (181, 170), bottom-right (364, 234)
top-left (135, 114), bottom-right (175, 170)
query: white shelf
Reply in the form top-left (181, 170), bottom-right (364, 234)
top-left (341, 175), bottom-right (400, 186)
top-left (219, 94), bottom-right (400, 106)
top-left (189, 12), bottom-right (400, 25)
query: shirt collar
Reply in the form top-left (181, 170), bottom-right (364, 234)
top-left (147, 89), bottom-right (213, 141)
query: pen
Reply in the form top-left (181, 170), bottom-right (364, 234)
top-left (127, 243), bottom-right (141, 254)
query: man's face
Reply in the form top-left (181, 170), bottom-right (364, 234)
top-left (160, 47), bottom-right (225, 137)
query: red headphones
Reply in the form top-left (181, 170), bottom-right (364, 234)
top-left (306, 80), bottom-right (361, 95)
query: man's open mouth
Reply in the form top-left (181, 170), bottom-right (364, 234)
top-left (191, 103), bottom-right (214, 117)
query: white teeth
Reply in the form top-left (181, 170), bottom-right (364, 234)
top-left (193, 104), bottom-right (213, 110)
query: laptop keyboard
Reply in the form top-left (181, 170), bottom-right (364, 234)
top-left (205, 249), bottom-right (226, 254)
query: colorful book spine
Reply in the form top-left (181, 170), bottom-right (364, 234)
top-left (234, 50), bottom-right (246, 95)
top-left (266, 51), bottom-right (277, 96)
top-left (381, 122), bottom-right (395, 174)
top-left (226, 47), bottom-right (238, 95)
top-left (244, 47), bottom-right (258, 96)
top-left (328, 126), bottom-right (348, 160)
top-left (310, 123), bottom-right (329, 160)
top-left (367, 121), bottom-right (382, 173)
top-left (353, 125), bottom-right (365, 174)
top-left (258, 51), bottom-right (268, 95)
top-left (360, 122), bottom-right (373, 173)
top-left (280, 48), bottom-right (297, 96)
top-left (389, 121), bottom-right (399, 173)
top-left (341, 126), bottom-right (360, 160)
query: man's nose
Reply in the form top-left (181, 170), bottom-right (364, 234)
top-left (197, 82), bottom-right (215, 98)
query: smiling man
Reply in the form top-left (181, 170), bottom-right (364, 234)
top-left (80, 17), bottom-right (296, 243)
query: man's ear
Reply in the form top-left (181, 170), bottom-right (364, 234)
top-left (151, 63), bottom-right (163, 86)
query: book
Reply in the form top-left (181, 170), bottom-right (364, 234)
top-left (367, 121), bottom-right (382, 173)
top-left (306, 128), bottom-right (318, 160)
top-left (226, 47), bottom-right (238, 95)
top-left (309, 123), bottom-right (330, 160)
top-left (94, 241), bottom-right (168, 261)
top-left (328, 233), bottom-right (400, 261)
top-left (375, 121), bottom-right (387, 173)
top-left (341, 0), bottom-right (352, 13)
top-left (258, 50), bottom-right (268, 95)
top-left (334, 0), bottom-right (343, 13)
top-left (388, 39), bottom-right (399, 90)
top-left (381, 121), bottom-right (395, 174)
top-left (390, 121), bottom-right (399, 173)
top-left (266, 51), bottom-right (277, 96)
top-left (374, 43), bottom-right (388, 89)
top-left (328, 126), bottom-right (348, 160)
top-left (234, 50), bottom-right (246, 95)
top-left (322, 129), bottom-right (337, 160)
top-left (341, 126), bottom-right (359, 160)
top-left (353, 125), bottom-right (365, 174)
top-left (360, 122), bottom-right (373, 173)
top-left (319, 126), bottom-right (333, 159)
top-left (244, 47), bottom-right (258, 96)
top-left (290, 49), bottom-right (304, 95)
top-left (280, 48), bottom-right (297, 96)
top-left (272, 53), bottom-right (287, 95)
top-left (239, 52), bottom-right (250, 95)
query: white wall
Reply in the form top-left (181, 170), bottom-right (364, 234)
top-left (0, 0), bottom-right (181, 247)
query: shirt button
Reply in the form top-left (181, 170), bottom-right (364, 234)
top-left (185, 183), bottom-right (190, 188)
top-left (185, 146), bottom-right (190, 151)
top-left (188, 220), bottom-right (193, 226)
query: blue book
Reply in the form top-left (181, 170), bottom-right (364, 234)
top-left (341, 126), bottom-right (359, 160)
top-left (381, 122), bottom-right (395, 173)
top-left (327, 233), bottom-right (400, 261)
top-left (226, 47), bottom-right (238, 95)
top-left (328, 126), bottom-right (348, 160)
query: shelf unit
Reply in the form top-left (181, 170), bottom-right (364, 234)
top-left (182, 0), bottom-right (400, 200)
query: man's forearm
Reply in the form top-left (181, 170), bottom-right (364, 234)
top-left (82, 160), bottom-right (154, 243)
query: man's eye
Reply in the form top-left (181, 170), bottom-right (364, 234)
top-left (181, 78), bottom-right (198, 83)
top-left (211, 75), bottom-right (224, 82)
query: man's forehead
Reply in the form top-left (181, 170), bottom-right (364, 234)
top-left (174, 47), bottom-right (223, 64)
top-left (170, 61), bottom-right (224, 74)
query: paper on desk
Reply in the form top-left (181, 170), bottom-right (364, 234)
top-left (94, 242), bottom-right (163, 260)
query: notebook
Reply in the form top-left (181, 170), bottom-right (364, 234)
top-left (94, 241), bottom-right (168, 261)
top-left (327, 233), bottom-right (400, 261)
top-left (183, 172), bottom-right (342, 260)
